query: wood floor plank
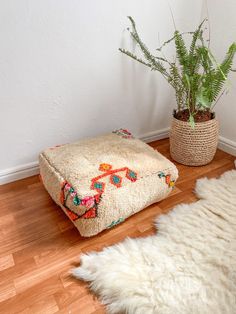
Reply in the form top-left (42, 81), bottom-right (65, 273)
top-left (14, 255), bottom-right (79, 294)
top-left (177, 158), bottom-right (232, 185)
top-left (177, 162), bottom-right (235, 192)
top-left (0, 276), bottom-right (62, 313)
top-left (0, 281), bottom-right (16, 303)
top-left (0, 254), bottom-right (15, 272)
top-left (0, 216), bottom-right (62, 256)
top-left (56, 294), bottom-right (101, 314)
top-left (0, 139), bottom-right (234, 313)
top-left (18, 295), bottom-right (59, 314)
top-left (0, 257), bottom-right (37, 286)
top-left (91, 309), bottom-right (106, 314)
top-left (0, 176), bottom-right (38, 194)
top-left (12, 229), bottom-right (80, 265)
top-left (54, 281), bottom-right (89, 310)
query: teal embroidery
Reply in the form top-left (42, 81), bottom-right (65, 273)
top-left (158, 171), bottom-right (175, 189)
top-left (158, 171), bottom-right (165, 178)
top-left (107, 217), bottom-right (125, 229)
top-left (126, 170), bottom-right (137, 181)
top-left (113, 175), bottom-right (121, 184)
top-left (110, 174), bottom-right (122, 187)
top-left (73, 195), bottom-right (81, 205)
top-left (94, 182), bottom-right (103, 190)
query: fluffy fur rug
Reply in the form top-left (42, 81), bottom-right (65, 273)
top-left (72, 164), bottom-right (236, 314)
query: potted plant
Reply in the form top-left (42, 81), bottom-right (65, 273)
top-left (119, 17), bottom-right (236, 166)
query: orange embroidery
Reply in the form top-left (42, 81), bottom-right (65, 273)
top-left (158, 172), bottom-right (175, 188)
top-left (59, 164), bottom-right (138, 221)
top-left (89, 164), bottom-right (138, 215)
top-left (165, 174), bottom-right (171, 185)
top-left (99, 163), bottom-right (112, 172)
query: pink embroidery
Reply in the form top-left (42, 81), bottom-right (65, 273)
top-left (81, 196), bottom-right (95, 208)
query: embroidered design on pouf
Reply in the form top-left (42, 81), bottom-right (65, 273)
top-left (60, 164), bottom-right (138, 221)
top-left (158, 171), bottom-right (175, 188)
top-left (112, 129), bottom-right (134, 139)
top-left (60, 181), bottom-right (99, 220)
top-left (107, 217), bottom-right (125, 229)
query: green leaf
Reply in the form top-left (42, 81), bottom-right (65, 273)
top-left (189, 20), bottom-right (205, 57)
top-left (207, 43), bottom-right (236, 103)
top-left (174, 31), bottom-right (189, 72)
top-left (196, 87), bottom-right (211, 108)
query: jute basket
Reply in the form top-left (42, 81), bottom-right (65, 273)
top-left (170, 116), bottom-right (219, 166)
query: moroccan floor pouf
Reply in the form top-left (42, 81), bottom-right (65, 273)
top-left (39, 129), bottom-right (178, 237)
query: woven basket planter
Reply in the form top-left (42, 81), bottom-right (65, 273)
top-left (170, 116), bottom-right (219, 166)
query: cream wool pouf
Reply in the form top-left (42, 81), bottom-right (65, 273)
top-left (39, 129), bottom-right (178, 237)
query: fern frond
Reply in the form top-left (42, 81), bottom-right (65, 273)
top-left (119, 48), bottom-right (152, 68)
top-left (210, 43), bottom-right (236, 101)
top-left (219, 43), bottom-right (236, 75)
top-left (189, 20), bottom-right (206, 57)
top-left (127, 16), bottom-right (170, 79)
top-left (154, 56), bottom-right (169, 63)
top-left (175, 31), bottom-right (188, 68)
top-left (169, 63), bottom-right (186, 110)
top-left (156, 31), bottom-right (194, 51)
top-left (188, 20), bottom-right (206, 75)
top-left (174, 31), bottom-right (189, 73)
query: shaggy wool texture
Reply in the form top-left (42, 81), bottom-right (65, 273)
top-left (72, 163), bottom-right (236, 314)
top-left (39, 131), bottom-right (178, 236)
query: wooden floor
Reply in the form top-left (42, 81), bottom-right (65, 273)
top-left (0, 139), bottom-right (235, 314)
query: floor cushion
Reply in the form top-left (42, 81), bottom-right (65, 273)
top-left (39, 129), bottom-right (178, 237)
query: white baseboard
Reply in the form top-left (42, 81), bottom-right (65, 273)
top-left (139, 127), bottom-right (169, 143)
top-left (0, 161), bottom-right (39, 185)
top-left (218, 136), bottom-right (236, 157)
top-left (0, 128), bottom-right (170, 185)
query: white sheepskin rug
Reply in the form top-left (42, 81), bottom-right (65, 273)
top-left (72, 164), bottom-right (236, 314)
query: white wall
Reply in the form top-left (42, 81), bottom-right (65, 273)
top-left (202, 0), bottom-right (236, 155)
top-left (0, 0), bottom-right (203, 183)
